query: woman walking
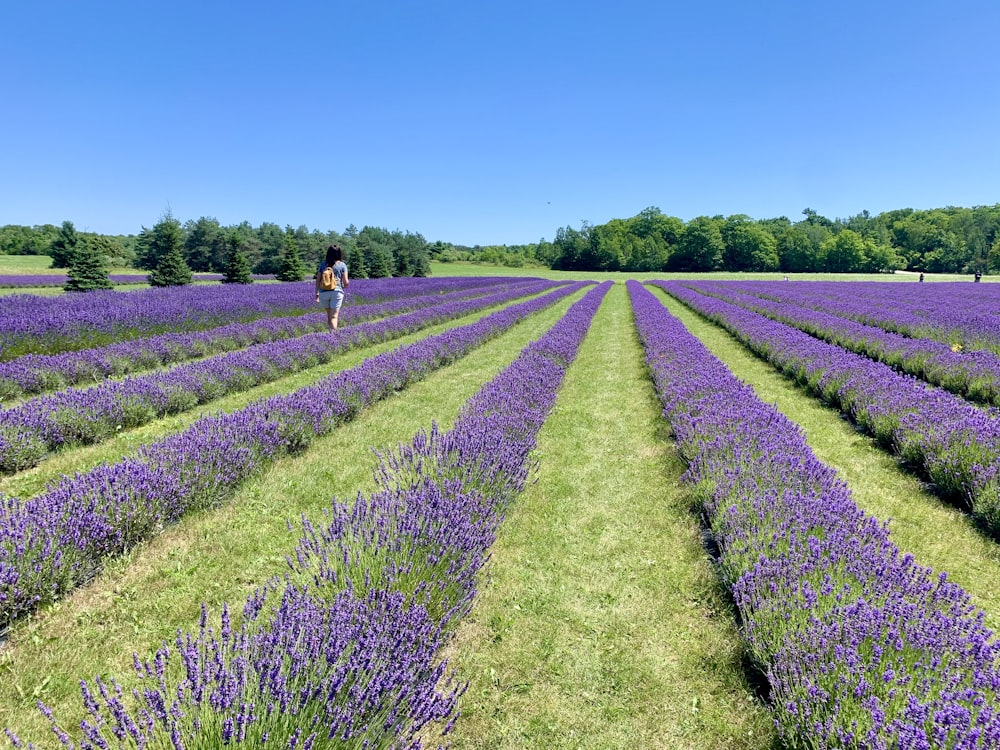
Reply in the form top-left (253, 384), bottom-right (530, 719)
top-left (315, 244), bottom-right (350, 331)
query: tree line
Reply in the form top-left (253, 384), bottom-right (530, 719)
top-left (0, 214), bottom-right (432, 288)
top-left (436, 204), bottom-right (1000, 275)
top-left (5, 203), bottom-right (1000, 280)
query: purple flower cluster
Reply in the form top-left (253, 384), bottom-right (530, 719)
top-left (685, 280), bottom-right (1000, 406)
top-left (738, 281), bottom-right (1000, 354)
top-left (0, 276), bottom-right (524, 360)
top-left (654, 280), bottom-right (1000, 538)
top-left (0, 282), bottom-right (589, 630)
top-left (9, 282), bottom-right (610, 749)
top-left (628, 280), bottom-right (1000, 749)
top-left (0, 279), bottom-right (535, 400)
top-left (0, 281), bottom-right (562, 474)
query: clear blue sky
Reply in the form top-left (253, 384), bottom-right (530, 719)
top-left (3, 0), bottom-right (998, 246)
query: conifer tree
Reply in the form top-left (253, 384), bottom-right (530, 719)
top-left (148, 213), bottom-right (193, 287)
top-left (359, 234), bottom-right (393, 278)
top-left (221, 231), bottom-right (253, 284)
top-left (149, 244), bottom-right (193, 286)
top-left (64, 236), bottom-right (114, 292)
top-left (275, 227), bottom-right (306, 282)
top-left (49, 220), bottom-right (80, 268)
top-left (346, 243), bottom-right (367, 279)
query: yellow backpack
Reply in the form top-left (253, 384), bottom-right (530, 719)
top-left (319, 264), bottom-right (339, 291)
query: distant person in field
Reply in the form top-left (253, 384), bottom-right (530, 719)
top-left (315, 244), bottom-right (350, 331)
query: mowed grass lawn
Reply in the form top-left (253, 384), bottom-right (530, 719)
top-left (4, 272), bottom-right (1000, 747)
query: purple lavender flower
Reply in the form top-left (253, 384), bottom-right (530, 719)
top-left (14, 282), bottom-right (610, 748)
top-left (629, 280), bottom-right (1000, 749)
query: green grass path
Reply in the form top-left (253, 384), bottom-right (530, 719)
top-left (0, 291), bottom-right (583, 741)
top-left (653, 287), bottom-right (1000, 632)
top-left (445, 284), bottom-right (775, 749)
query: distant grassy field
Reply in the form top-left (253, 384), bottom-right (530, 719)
top-left (0, 254), bottom-right (988, 284)
top-left (430, 260), bottom-right (988, 283)
top-left (0, 255), bottom-right (136, 275)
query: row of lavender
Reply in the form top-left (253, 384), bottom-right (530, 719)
top-left (629, 281), bottom-right (1000, 749)
top-left (0, 282), bottom-right (589, 632)
top-left (687, 280), bottom-right (1000, 406)
top-left (7, 283), bottom-right (610, 749)
top-left (655, 280), bottom-right (1000, 538)
top-left (0, 280), bottom-right (531, 401)
top-left (740, 281), bottom-right (1000, 354)
top-left (0, 280), bottom-right (561, 474)
top-left (0, 273), bottom-right (274, 287)
top-left (0, 276), bottom-right (519, 360)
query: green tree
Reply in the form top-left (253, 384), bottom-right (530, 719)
top-left (222, 231), bottom-right (253, 284)
top-left (276, 227), bottom-right (307, 282)
top-left (0, 224), bottom-right (58, 255)
top-left (777, 226), bottom-right (820, 272)
top-left (670, 216), bottom-right (724, 271)
top-left (821, 229), bottom-right (867, 272)
top-left (552, 224), bottom-right (591, 270)
top-left (357, 227), bottom-right (394, 278)
top-left (148, 213), bottom-right (193, 287)
top-left (861, 241), bottom-right (905, 273)
top-left (988, 235), bottom-right (1000, 274)
top-left (254, 221), bottom-right (286, 274)
top-left (64, 236), bottom-right (114, 292)
top-left (49, 220), bottom-right (80, 268)
top-left (346, 239), bottom-right (367, 279)
top-left (721, 216), bottom-right (779, 271)
top-left (183, 217), bottom-right (224, 271)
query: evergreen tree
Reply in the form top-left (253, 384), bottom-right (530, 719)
top-left (346, 242), bottom-right (367, 279)
top-left (221, 231), bottom-right (253, 284)
top-left (275, 227), bottom-right (306, 281)
top-left (49, 220), bottom-right (80, 268)
top-left (357, 227), bottom-right (394, 277)
top-left (149, 244), bottom-right (193, 286)
top-left (148, 212), bottom-right (193, 287)
top-left (64, 236), bottom-right (114, 292)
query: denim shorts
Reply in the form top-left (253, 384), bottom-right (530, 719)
top-left (318, 289), bottom-right (344, 310)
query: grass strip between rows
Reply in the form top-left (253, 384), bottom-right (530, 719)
top-left (629, 280), bottom-right (1000, 749)
top-left (0, 282), bottom-right (588, 631)
top-left (444, 282), bottom-right (775, 749)
top-left (8, 283), bottom-right (610, 748)
top-left (654, 280), bottom-right (1000, 540)
top-left (688, 279), bottom-right (1000, 407)
top-left (0, 281), bottom-right (563, 474)
top-left (0, 277), bottom-right (519, 401)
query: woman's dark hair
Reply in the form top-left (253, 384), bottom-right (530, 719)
top-left (324, 244), bottom-right (342, 266)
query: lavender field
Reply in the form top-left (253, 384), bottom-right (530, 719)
top-left (2, 275), bottom-right (1000, 749)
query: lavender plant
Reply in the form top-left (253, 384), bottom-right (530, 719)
top-left (0, 279), bottom-right (535, 401)
top-left (629, 280), bottom-right (1000, 749)
top-left (653, 280), bottom-right (1000, 539)
top-left (0, 277), bottom-right (527, 360)
top-left (731, 280), bottom-right (1000, 354)
top-left (690, 280), bottom-right (1000, 406)
top-left (0, 281), bottom-right (562, 473)
top-left (0, 282), bottom-right (589, 631)
top-left (6, 282), bottom-right (611, 749)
